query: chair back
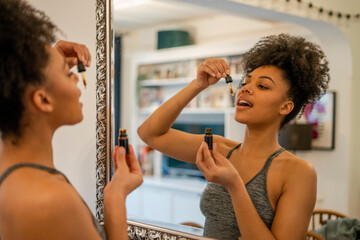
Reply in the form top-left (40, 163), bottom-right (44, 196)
top-left (306, 209), bottom-right (346, 240)
top-left (310, 209), bottom-right (346, 230)
top-left (180, 222), bottom-right (203, 229)
top-left (306, 231), bottom-right (325, 240)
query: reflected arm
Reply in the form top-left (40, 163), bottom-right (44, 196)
top-left (138, 57), bottom-right (236, 163)
top-left (137, 80), bottom-right (206, 163)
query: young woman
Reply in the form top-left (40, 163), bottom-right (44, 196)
top-left (138, 34), bottom-right (330, 240)
top-left (0, 0), bottom-right (143, 239)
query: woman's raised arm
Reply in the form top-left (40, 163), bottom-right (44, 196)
top-left (137, 58), bottom-right (230, 163)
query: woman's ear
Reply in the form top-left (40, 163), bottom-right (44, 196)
top-left (32, 89), bottom-right (53, 113)
top-left (280, 100), bottom-right (294, 116)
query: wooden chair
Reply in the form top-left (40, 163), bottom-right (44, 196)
top-left (306, 209), bottom-right (347, 240)
top-left (180, 222), bottom-right (203, 229)
top-left (306, 230), bottom-right (325, 240)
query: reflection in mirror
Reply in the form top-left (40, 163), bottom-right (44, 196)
top-left (110, 0), bottom-right (315, 238)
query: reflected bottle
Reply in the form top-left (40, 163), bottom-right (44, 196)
top-left (77, 59), bottom-right (87, 89)
top-left (118, 128), bottom-right (129, 154)
top-left (204, 128), bottom-right (213, 150)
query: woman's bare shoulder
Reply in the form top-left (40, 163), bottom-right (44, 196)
top-left (0, 169), bottom-right (95, 238)
top-left (276, 151), bottom-right (317, 182)
top-left (1, 168), bottom-right (83, 220)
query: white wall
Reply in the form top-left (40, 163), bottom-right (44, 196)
top-left (28, 0), bottom-right (97, 212)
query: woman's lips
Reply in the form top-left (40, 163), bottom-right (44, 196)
top-left (236, 105), bottom-right (252, 110)
top-left (236, 97), bottom-right (253, 110)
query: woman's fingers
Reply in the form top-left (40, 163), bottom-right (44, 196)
top-left (211, 143), bottom-right (227, 165)
top-left (72, 43), bottom-right (91, 66)
top-left (115, 146), bottom-right (129, 172)
top-left (204, 58), bottom-right (229, 78)
top-left (202, 142), bottom-right (218, 171)
top-left (127, 144), bottom-right (143, 175)
top-left (196, 142), bottom-right (207, 173)
top-left (198, 62), bottom-right (216, 78)
top-left (197, 58), bottom-right (231, 89)
top-left (112, 146), bottom-right (119, 171)
top-left (206, 62), bottom-right (224, 78)
top-left (65, 57), bottom-right (77, 68)
top-left (219, 58), bottom-right (230, 75)
top-left (196, 142), bottom-right (220, 182)
top-left (54, 40), bottom-right (91, 67)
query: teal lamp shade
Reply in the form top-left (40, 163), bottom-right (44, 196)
top-left (157, 30), bottom-right (191, 49)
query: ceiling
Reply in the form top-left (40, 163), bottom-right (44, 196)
top-left (113, 0), bottom-right (235, 30)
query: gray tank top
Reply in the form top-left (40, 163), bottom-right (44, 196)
top-left (200, 144), bottom-right (284, 240)
top-left (0, 163), bottom-right (107, 240)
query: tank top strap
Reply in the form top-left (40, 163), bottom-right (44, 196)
top-left (226, 143), bottom-right (241, 159)
top-left (0, 163), bottom-right (69, 186)
top-left (263, 148), bottom-right (285, 170)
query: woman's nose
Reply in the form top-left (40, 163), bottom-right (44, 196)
top-left (241, 84), bottom-right (253, 94)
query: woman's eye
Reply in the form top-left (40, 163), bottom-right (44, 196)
top-left (258, 85), bottom-right (268, 89)
top-left (240, 82), bottom-right (247, 87)
top-left (67, 72), bottom-right (74, 77)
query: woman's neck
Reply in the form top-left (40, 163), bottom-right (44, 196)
top-left (0, 127), bottom-right (55, 169)
top-left (239, 124), bottom-right (281, 158)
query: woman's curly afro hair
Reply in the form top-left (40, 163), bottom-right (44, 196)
top-left (240, 33), bottom-right (330, 127)
top-left (0, 0), bottom-right (58, 140)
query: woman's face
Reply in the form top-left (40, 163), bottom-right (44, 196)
top-left (42, 46), bottom-right (83, 127)
top-left (234, 65), bottom-right (292, 128)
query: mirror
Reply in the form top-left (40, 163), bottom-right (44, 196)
top-left (96, 0), bottom-right (326, 238)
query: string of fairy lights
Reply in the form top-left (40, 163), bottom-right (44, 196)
top-left (284, 0), bottom-right (360, 22)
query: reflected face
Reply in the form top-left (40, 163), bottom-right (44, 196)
top-left (234, 65), bottom-right (291, 127)
top-left (43, 46), bottom-right (83, 127)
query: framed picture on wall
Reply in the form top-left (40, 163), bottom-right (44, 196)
top-left (297, 91), bottom-right (336, 150)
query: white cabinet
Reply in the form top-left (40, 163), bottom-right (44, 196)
top-left (126, 177), bottom-right (207, 226)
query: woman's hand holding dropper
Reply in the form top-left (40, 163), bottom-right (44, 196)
top-left (54, 40), bottom-right (91, 69)
top-left (195, 58), bottom-right (230, 89)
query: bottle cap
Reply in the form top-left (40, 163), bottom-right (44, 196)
top-left (225, 74), bottom-right (233, 83)
top-left (77, 60), bottom-right (86, 73)
top-left (119, 128), bottom-right (127, 136)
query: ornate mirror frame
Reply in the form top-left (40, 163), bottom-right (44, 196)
top-left (95, 0), bottom-right (110, 224)
top-left (94, 0), bottom-right (211, 238)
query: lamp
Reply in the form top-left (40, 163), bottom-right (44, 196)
top-left (278, 123), bottom-right (313, 151)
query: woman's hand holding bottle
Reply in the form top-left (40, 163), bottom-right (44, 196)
top-left (196, 142), bottom-right (243, 192)
top-left (105, 144), bottom-right (143, 200)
